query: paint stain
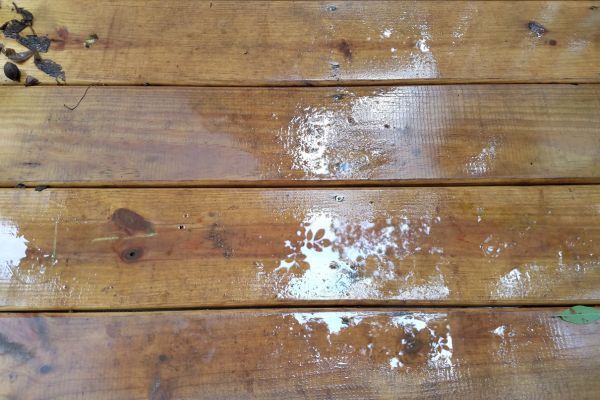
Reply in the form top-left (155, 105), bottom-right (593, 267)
top-left (0, 332), bottom-right (34, 362)
top-left (39, 364), bottom-right (52, 374)
top-left (335, 39), bottom-right (352, 61)
top-left (111, 208), bottom-right (154, 236)
top-left (208, 223), bottom-right (233, 258)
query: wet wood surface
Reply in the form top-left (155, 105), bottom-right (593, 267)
top-left (0, 186), bottom-right (598, 310)
top-left (1, 84), bottom-right (599, 186)
top-left (1, 1), bottom-right (599, 396)
top-left (0, 308), bottom-right (598, 399)
top-left (1, 1), bottom-right (599, 86)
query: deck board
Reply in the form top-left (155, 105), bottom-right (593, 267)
top-left (0, 186), bottom-right (598, 310)
top-left (0, 1), bottom-right (599, 86)
top-left (0, 308), bottom-right (598, 399)
top-left (1, 85), bottom-right (599, 186)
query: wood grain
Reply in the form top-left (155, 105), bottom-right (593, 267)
top-left (0, 186), bottom-right (598, 310)
top-left (0, 308), bottom-right (598, 399)
top-left (1, 85), bottom-right (599, 186)
top-left (1, 1), bottom-right (599, 85)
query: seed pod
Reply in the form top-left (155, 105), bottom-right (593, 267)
top-left (6, 49), bottom-right (33, 63)
top-left (25, 75), bottom-right (39, 87)
top-left (3, 62), bottom-right (21, 82)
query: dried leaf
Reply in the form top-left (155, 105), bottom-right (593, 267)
top-left (1, 19), bottom-right (26, 39)
top-left (34, 56), bottom-right (65, 81)
top-left (13, 2), bottom-right (34, 26)
top-left (3, 61), bottom-right (20, 81)
top-left (17, 35), bottom-right (50, 53)
top-left (559, 306), bottom-right (600, 325)
top-left (6, 49), bottom-right (33, 63)
top-left (24, 75), bottom-right (39, 86)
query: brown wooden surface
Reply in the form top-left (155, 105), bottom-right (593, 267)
top-left (1, 84), bottom-right (599, 186)
top-left (0, 186), bottom-right (598, 310)
top-left (0, 308), bottom-right (598, 399)
top-left (1, 1), bottom-right (599, 86)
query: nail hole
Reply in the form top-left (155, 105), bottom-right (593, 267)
top-left (121, 248), bottom-right (143, 262)
top-left (178, 225), bottom-right (185, 230)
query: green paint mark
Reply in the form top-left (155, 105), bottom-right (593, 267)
top-left (559, 306), bottom-right (600, 325)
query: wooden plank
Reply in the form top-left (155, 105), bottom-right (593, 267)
top-left (1, 1), bottom-right (599, 86)
top-left (0, 308), bottom-right (598, 399)
top-left (1, 85), bottom-right (599, 186)
top-left (0, 186), bottom-right (598, 310)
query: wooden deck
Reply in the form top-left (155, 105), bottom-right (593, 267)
top-left (0, 1), bottom-right (599, 398)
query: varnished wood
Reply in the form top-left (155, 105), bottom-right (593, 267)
top-left (1, 85), bottom-right (598, 186)
top-left (0, 308), bottom-right (598, 399)
top-left (1, 1), bottom-right (599, 85)
top-left (0, 186), bottom-right (598, 310)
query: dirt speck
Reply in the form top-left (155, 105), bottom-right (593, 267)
top-left (84, 33), bottom-right (98, 48)
top-left (208, 223), bottom-right (233, 258)
top-left (548, 39), bottom-right (557, 46)
top-left (527, 21), bottom-right (546, 37)
top-left (111, 208), bottom-right (154, 235)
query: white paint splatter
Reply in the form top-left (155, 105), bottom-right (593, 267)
top-left (492, 325), bottom-right (506, 337)
top-left (0, 220), bottom-right (29, 280)
top-left (380, 28), bottom-right (394, 38)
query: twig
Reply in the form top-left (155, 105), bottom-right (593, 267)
top-left (64, 85), bottom-right (92, 111)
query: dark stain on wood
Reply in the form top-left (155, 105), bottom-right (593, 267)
top-left (111, 208), bottom-right (154, 235)
top-left (208, 223), bottom-right (233, 258)
top-left (0, 332), bottom-right (34, 362)
top-left (30, 317), bottom-right (51, 350)
top-left (52, 26), bottom-right (69, 51)
top-left (335, 39), bottom-right (352, 61)
top-left (39, 364), bottom-right (52, 374)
